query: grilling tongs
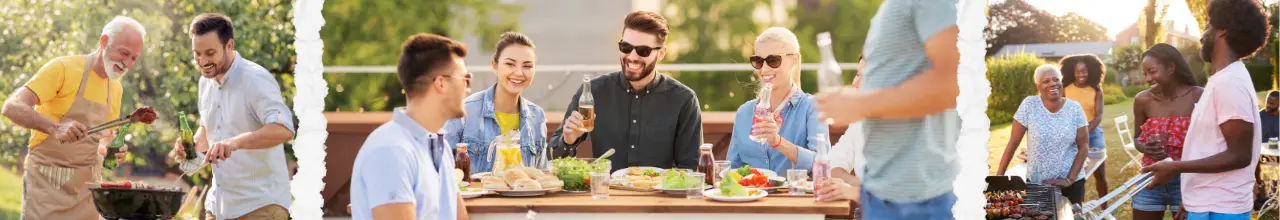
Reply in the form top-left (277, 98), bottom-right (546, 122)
top-left (1075, 158), bottom-right (1173, 220)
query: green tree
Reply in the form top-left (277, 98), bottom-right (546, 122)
top-left (660, 0), bottom-right (882, 111)
top-left (1140, 0), bottom-right (1170, 48)
top-left (321, 0), bottom-right (524, 112)
top-left (1107, 44), bottom-right (1146, 85)
top-left (1054, 13), bottom-right (1109, 42)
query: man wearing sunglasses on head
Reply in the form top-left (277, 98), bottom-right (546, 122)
top-left (813, 0), bottom-right (962, 219)
top-left (550, 11), bottom-right (703, 171)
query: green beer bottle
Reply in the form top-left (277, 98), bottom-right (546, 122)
top-left (178, 111), bottom-right (196, 160)
top-left (102, 123), bottom-right (131, 170)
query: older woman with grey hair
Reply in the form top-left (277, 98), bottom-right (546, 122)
top-left (995, 64), bottom-right (1090, 205)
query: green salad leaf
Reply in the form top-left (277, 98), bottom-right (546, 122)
top-left (719, 174), bottom-right (747, 196)
top-left (736, 165), bottom-right (754, 177)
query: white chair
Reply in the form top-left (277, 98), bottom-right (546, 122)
top-left (1114, 115), bottom-right (1142, 173)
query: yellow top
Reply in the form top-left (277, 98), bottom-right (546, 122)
top-left (23, 55), bottom-right (124, 147)
top-left (1064, 85), bottom-right (1098, 122)
top-left (495, 111), bottom-right (521, 135)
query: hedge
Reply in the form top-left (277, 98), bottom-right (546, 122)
top-left (987, 53), bottom-right (1047, 125)
top-left (1246, 63), bottom-right (1275, 92)
top-left (1102, 84), bottom-right (1128, 105)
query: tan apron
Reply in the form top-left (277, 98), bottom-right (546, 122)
top-left (22, 53), bottom-right (110, 220)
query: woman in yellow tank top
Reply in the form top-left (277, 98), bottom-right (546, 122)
top-left (1060, 54), bottom-right (1112, 209)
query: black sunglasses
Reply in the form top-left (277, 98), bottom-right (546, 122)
top-left (618, 41), bottom-right (662, 57)
top-left (750, 54), bottom-right (797, 69)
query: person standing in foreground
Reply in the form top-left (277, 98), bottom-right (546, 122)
top-left (1140, 0), bottom-right (1270, 219)
top-left (349, 33), bottom-right (472, 220)
top-left (2, 16), bottom-right (140, 220)
top-left (549, 11), bottom-right (703, 171)
top-left (1130, 43), bottom-right (1203, 220)
top-left (812, 0), bottom-right (961, 218)
top-left (166, 13), bottom-right (295, 219)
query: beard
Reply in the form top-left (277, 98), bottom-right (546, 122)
top-left (1200, 32), bottom-right (1214, 64)
top-left (103, 46), bottom-right (127, 80)
top-left (200, 48), bottom-right (233, 79)
top-left (621, 58), bottom-right (656, 81)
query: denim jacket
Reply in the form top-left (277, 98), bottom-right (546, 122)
top-left (727, 87), bottom-right (826, 173)
top-left (443, 85), bottom-right (548, 173)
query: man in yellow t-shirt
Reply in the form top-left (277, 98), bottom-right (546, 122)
top-left (0, 16), bottom-right (143, 219)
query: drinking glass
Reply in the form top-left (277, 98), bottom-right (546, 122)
top-left (590, 172), bottom-right (610, 199)
top-left (787, 169), bottom-right (808, 196)
top-left (713, 160), bottom-right (730, 187)
top-left (687, 172), bottom-right (706, 199)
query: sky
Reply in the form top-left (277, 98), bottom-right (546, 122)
top-left (1015, 0), bottom-right (1203, 38)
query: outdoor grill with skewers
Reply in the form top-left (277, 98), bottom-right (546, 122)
top-left (986, 176), bottom-right (1060, 220)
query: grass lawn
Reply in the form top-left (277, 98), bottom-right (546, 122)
top-left (988, 93), bottom-right (1279, 220)
top-left (1, 168), bottom-right (21, 219)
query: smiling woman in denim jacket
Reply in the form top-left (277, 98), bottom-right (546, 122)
top-left (444, 32), bottom-right (547, 173)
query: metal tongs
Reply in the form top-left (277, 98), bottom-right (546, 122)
top-left (59, 115), bottom-right (138, 144)
top-left (1075, 158), bottom-right (1173, 220)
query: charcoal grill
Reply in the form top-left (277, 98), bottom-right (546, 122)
top-left (986, 176), bottom-right (1060, 220)
top-left (90, 187), bottom-right (186, 220)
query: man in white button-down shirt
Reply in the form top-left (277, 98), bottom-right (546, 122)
top-left (168, 13), bottom-right (296, 220)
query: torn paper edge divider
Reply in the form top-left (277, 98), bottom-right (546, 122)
top-left (289, 0), bottom-right (329, 219)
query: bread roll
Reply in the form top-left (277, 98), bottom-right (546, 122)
top-left (632, 179), bottom-right (659, 189)
top-left (520, 167), bottom-right (544, 177)
top-left (503, 169), bottom-right (530, 184)
top-left (511, 179), bottom-right (542, 190)
top-left (539, 179), bottom-right (564, 189)
top-left (480, 176), bottom-right (509, 190)
top-left (628, 167), bottom-right (643, 175)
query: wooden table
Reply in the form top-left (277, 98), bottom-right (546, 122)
top-left (464, 189), bottom-right (851, 220)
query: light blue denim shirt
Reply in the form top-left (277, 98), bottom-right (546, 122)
top-left (443, 85), bottom-right (548, 173)
top-left (728, 88), bottom-right (827, 173)
top-left (350, 107), bottom-right (457, 220)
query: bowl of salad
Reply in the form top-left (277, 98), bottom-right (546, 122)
top-left (551, 157), bottom-right (611, 192)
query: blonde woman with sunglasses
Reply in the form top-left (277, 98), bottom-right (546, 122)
top-left (726, 27), bottom-right (829, 175)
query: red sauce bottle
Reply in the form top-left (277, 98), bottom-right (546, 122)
top-left (455, 143), bottom-right (472, 182)
top-left (697, 144), bottom-right (715, 184)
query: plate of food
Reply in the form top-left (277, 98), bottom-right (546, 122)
top-left (479, 167), bottom-right (564, 197)
top-left (702, 188), bottom-right (767, 202)
top-left (610, 166), bottom-right (664, 188)
top-left (717, 165), bottom-right (779, 180)
top-left (704, 174), bottom-right (767, 202)
top-left (458, 185), bottom-right (488, 199)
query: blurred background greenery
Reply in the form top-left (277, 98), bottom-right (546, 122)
top-left (321, 0), bottom-right (878, 113)
top-left (0, 0), bottom-right (294, 218)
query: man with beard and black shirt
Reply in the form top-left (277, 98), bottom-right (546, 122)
top-left (1140, 0), bottom-right (1270, 218)
top-left (549, 11), bottom-right (703, 171)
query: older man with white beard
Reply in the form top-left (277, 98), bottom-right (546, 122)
top-left (1, 16), bottom-right (143, 219)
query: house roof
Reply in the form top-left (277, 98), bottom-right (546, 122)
top-left (994, 41), bottom-right (1114, 58)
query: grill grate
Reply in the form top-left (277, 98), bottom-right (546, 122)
top-left (1022, 184), bottom-right (1059, 219)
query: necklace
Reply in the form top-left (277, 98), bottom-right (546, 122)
top-left (1153, 86), bottom-right (1194, 101)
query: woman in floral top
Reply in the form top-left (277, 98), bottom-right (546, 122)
top-left (997, 64), bottom-right (1090, 204)
top-left (1131, 43), bottom-right (1203, 220)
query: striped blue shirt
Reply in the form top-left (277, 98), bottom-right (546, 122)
top-left (858, 0), bottom-right (961, 203)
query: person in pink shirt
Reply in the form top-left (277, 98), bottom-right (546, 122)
top-left (1139, 0), bottom-right (1270, 219)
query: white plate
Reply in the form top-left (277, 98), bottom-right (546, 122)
top-left (470, 172), bottom-right (493, 180)
top-left (611, 167), bottom-right (666, 178)
top-left (459, 189), bottom-right (488, 199)
top-left (718, 167), bottom-right (779, 179)
top-left (491, 188), bottom-right (554, 197)
top-left (703, 188), bottom-right (767, 202)
top-left (653, 185), bottom-right (713, 195)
